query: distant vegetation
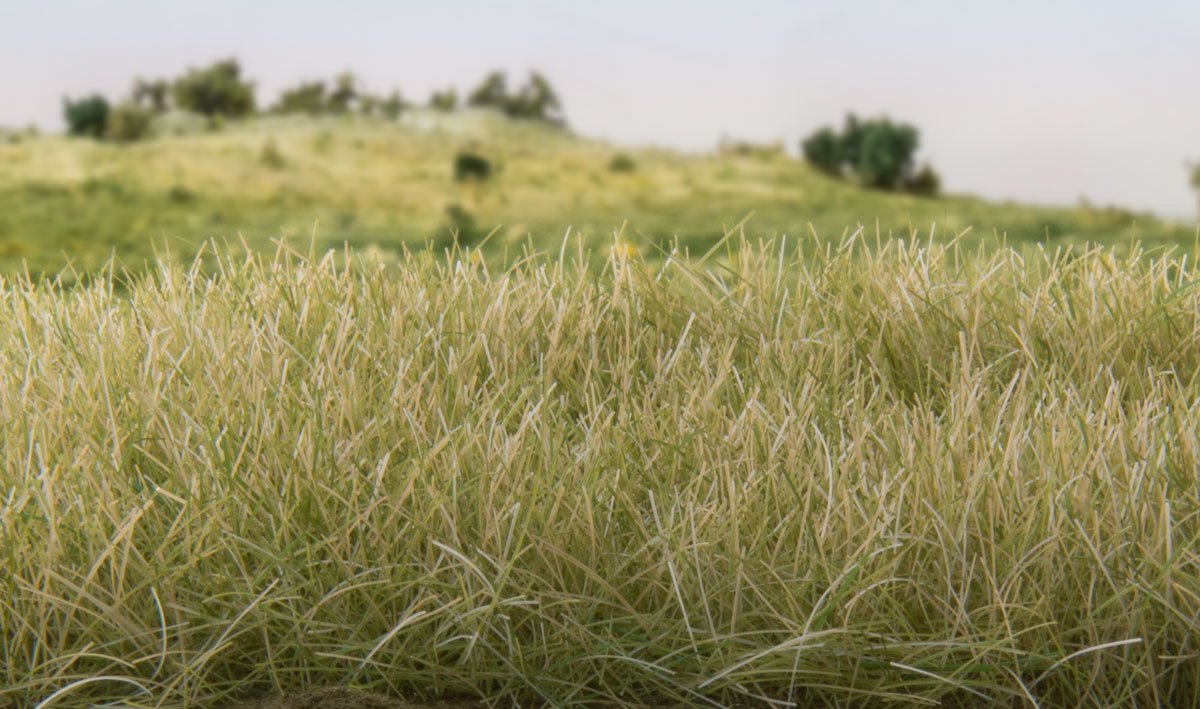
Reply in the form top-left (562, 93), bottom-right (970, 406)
top-left (171, 58), bottom-right (256, 119)
top-left (62, 94), bottom-right (110, 138)
top-left (0, 116), bottom-right (1187, 277)
top-left (453, 150), bottom-right (493, 182)
top-left (58, 59), bottom-right (568, 143)
top-left (466, 70), bottom-right (565, 125)
top-left (803, 114), bottom-right (941, 196)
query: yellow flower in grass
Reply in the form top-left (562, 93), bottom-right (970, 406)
top-left (608, 241), bottom-right (640, 258)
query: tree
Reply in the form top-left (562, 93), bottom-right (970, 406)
top-left (510, 72), bottom-right (565, 125)
top-left (132, 78), bottom-right (170, 112)
top-left (467, 71), bottom-right (508, 109)
top-left (466, 70), bottom-right (565, 124)
top-left (801, 127), bottom-right (843, 176)
top-left (380, 91), bottom-right (405, 119)
top-left (63, 95), bottom-right (110, 138)
top-left (172, 59), bottom-right (255, 119)
top-left (840, 114), bottom-right (867, 170)
top-left (800, 113), bottom-right (930, 193)
top-left (327, 72), bottom-right (358, 113)
top-left (272, 81), bottom-right (328, 114)
top-left (429, 88), bottom-right (458, 112)
top-left (856, 119), bottom-right (919, 189)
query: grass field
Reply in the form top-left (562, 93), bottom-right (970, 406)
top-left (0, 111), bottom-right (1195, 278)
top-left (2, 235), bottom-right (1199, 706)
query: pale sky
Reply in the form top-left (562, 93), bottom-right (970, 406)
top-left (3, 0), bottom-right (1198, 218)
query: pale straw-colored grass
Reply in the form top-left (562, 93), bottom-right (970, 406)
top-left (1, 232), bottom-right (1198, 706)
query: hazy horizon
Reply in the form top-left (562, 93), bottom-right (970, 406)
top-left (3, 0), bottom-right (1199, 218)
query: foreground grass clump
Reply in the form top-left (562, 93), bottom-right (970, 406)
top-left (1, 236), bottom-right (1199, 706)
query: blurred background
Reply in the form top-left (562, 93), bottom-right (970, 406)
top-left (1, 0), bottom-right (1198, 274)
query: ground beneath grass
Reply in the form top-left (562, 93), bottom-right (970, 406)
top-left (227, 687), bottom-right (484, 709)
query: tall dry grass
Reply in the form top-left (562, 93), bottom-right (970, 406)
top-left (1, 234), bottom-right (1198, 706)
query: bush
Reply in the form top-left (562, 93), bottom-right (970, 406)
top-left (131, 78), bottom-right (170, 112)
top-left (380, 91), bottom-right (405, 119)
top-left (105, 103), bottom-right (154, 143)
top-left (166, 185), bottom-right (195, 203)
top-left (800, 127), bottom-right (843, 176)
top-left (429, 88), bottom-right (458, 112)
top-left (259, 139), bottom-right (286, 169)
top-left (904, 164), bottom-right (941, 196)
top-left (272, 81), bottom-right (327, 114)
top-left (327, 73), bottom-right (358, 113)
top-left (454, 151), bottom-right (492, 182)
top-left (442, 203), bottom-right (479, 245)
top-left (172, 59), bottom-right (255, 119)
top-left (63, 95), bottom-right (110, 138)
top-left (608, 153), bottom-right (637, 173)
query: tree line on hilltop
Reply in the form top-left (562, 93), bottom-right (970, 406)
top-left (60, 58), bottom-right (946, 199)
top-left (63, 58), bottom-right (566, 143)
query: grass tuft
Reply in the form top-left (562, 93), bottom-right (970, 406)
top-left (1, 235), bottom-right (1199, 706)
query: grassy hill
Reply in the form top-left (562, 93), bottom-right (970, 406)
top-left (1, 110), bottom-right (1193, 276)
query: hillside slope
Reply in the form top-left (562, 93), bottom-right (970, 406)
top-left (0, 111), bottom-right (1191, 275)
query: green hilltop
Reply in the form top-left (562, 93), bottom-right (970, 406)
top-left (0, 109), bottom-right (1192, 276)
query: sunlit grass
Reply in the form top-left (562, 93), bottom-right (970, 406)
top-left (2, 233), bottom-right (1198, 706)
top-left (0, 113), bottom-right (1193, 277)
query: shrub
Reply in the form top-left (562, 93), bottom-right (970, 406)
top-left (608, 153), bottom-right (637, 173)
top-left (166, 185), bottom-right (194, 203)
top-left (259, 139), bottom-right (286, 169)
top-left (63, 94), bottom-right (110, 138)
top-left (800, 127), bottom-right (843, 176)
top-left (327, 73), bottom-right (358, 113)
top-left (380, 91), bottom-right (405, 119)
top-left (131, 78), bottom-right (170, 112)
top-left (172, 58), bottom-right (255, 119)
top-left (904, 164), bottom-right (941, 196)
top-left (105, 102), bottom-right (154, 143)
top-left (442, 202), bottom-right (478, 244)
top-left (454, 151), bottom-right (492, 181)
top-left (429, 88), bottom-right (458, 112)
top-left (272, 81), bottom-right (327, 114)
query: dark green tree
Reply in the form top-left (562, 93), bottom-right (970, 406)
top-left (800, 127), bottom-right (843, 176)
top-left (172, 59), bottom-right (255, 119)
top-left (63, 95), bottom-right (110, 138)
top-left (840, 114), bottom-right (867, 169)
top-left (856, 119), bottom-right (919, 189)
